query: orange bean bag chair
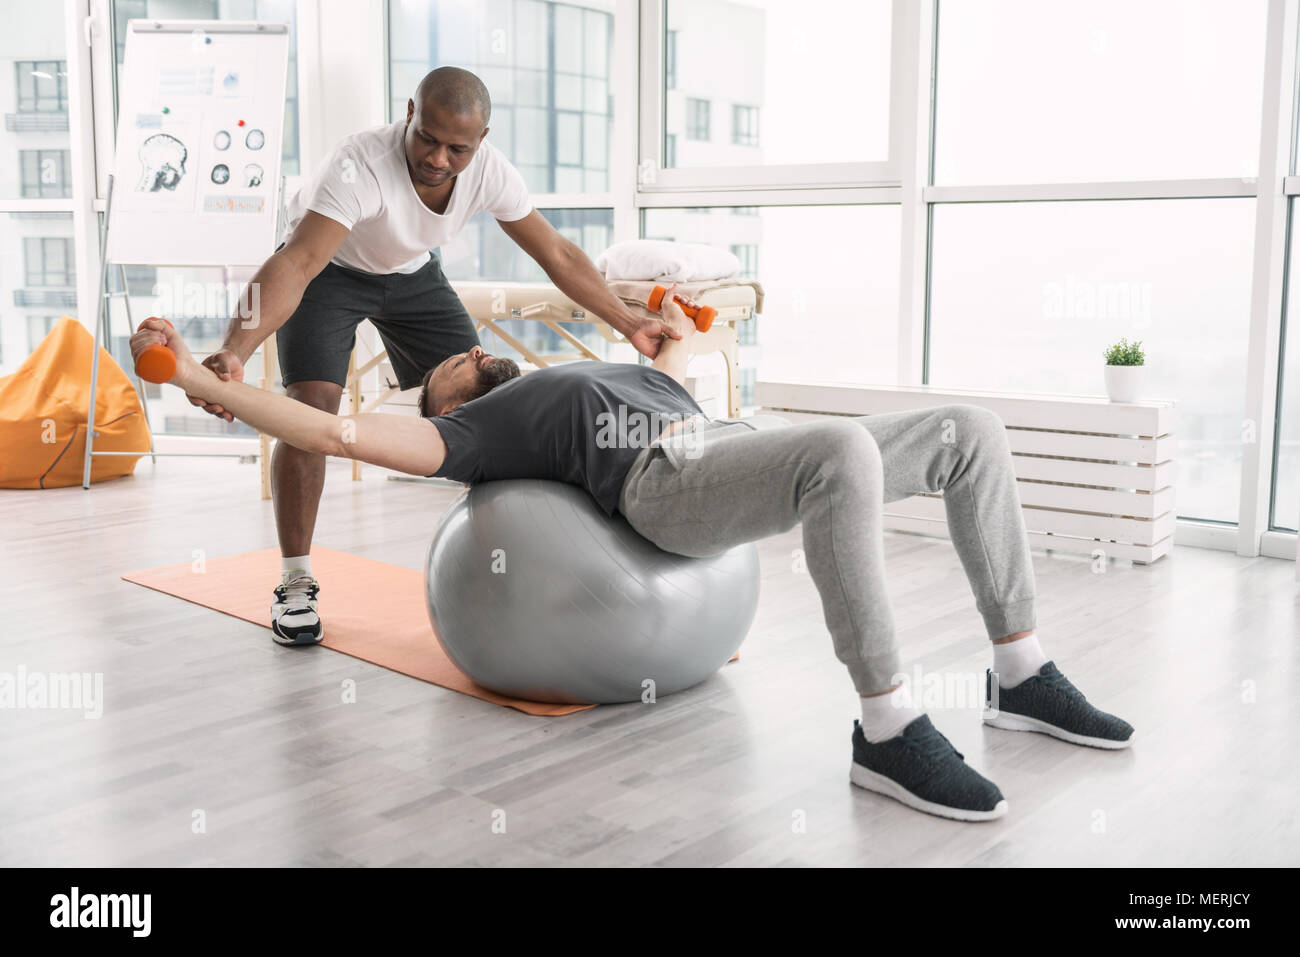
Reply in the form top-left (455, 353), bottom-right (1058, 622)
top-left (0, 316), bottom-right (152, 488)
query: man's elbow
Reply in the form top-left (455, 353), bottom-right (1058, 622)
top-left (564, 238), bottom-right (589, 267)
top-left (541, 238), bottom-right (583, 276)
top-left (275, 245), bottom-right (317, 290)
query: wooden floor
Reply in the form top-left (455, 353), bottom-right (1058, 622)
top-left (1, 454), bottom-right (1296, 867)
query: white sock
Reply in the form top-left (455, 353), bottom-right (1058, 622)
top-left (859, 684), bottom-right (923, 743)
top-left (281, 555), bottom-right (312, 582)
top-left (992, 632), bottom-right (1048, 689)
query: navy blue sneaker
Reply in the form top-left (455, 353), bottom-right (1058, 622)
top-left (984, 662), bottom-right (1134, 749)
top-left (851, 715), bottom-right (1008, 822)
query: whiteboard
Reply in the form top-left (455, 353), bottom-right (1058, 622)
top-left (106, 20), bottom-right (289, 267)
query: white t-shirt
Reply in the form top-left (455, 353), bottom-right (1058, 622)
top-left (284, 119), bottom-right (533, 275)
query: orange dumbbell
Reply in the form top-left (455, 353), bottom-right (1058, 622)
top-left (646, 285), bottom-right (716, 332)
top-left (135, 317), bottom-right (176, 384)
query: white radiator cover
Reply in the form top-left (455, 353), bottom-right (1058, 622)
top-left (758, 381), bottom-right (1178, 565)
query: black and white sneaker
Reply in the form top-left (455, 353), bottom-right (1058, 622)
top-left (271, 574), bottom-right (323, 646)
top-left (850, 715), bottom-right (1008, 822)
top-left (984, 662), bottom-right (1134, 749)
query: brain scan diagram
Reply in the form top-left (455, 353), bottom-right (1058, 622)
top-left (136, 133), bottom-right (187, 192)
top-left (242, 163), bottom-right (264, 187)
top-left (211, 164), bottom-right (230, 184)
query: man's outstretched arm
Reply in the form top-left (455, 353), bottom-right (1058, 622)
top-left (131, 318), bottom-right (448, 477)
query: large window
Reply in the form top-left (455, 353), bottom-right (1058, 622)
top-left (925, 0), bottom-right (1277, 539)
top-left (388, 0), bottom-right (615, 195)
top-left (111, 1), bottom-right (300, 176)
top-left (928, 198), bottom-right (1255, 525)
top-left (0, 214), bottom-right (76, 377)
top-left (2, 6), bottom-right (71, 203)
top-left (1, 8), bottom-right (73, 373)
top-left (662, 0), bottom-right (891, 170)
top-left (933, 0), bottom-right (1269, 184)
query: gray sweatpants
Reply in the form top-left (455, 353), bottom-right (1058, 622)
top-left (617, 405), bottom-right (1037, 695)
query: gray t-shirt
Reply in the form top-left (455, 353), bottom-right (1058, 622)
top-left (428, 362), bottom-right (704, 515)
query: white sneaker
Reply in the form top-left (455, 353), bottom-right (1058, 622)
top-left (271, 574), bottom-right (323, 646)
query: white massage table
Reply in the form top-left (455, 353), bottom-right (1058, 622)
top-left (257, 280), bottom-right (760, 499)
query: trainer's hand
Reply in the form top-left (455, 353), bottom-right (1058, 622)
top-left (189, 348), bottom-right (245, 423)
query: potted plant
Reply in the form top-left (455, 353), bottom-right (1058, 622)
top-left (1103, 337), bottom-right (1145, 402)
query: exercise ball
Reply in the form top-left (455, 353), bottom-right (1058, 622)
top-left (424, 479), bottom-right (760, 704)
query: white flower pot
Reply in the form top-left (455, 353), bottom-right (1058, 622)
top-left (1104, 364), bottom-right (1145, 403)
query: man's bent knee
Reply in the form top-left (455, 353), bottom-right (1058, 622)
top-left (809, 419), bottom-right (881, 474)
top-left (286, 380), bottom-right (344, 414)
top-left (941, 403), bottom-right (1006, 447)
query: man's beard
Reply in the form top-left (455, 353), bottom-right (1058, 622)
top-left (467, 355), bottom-right (520, 401)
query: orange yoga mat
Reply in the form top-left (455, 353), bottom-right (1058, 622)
top-left (122, 545), bottom-right (595, 716)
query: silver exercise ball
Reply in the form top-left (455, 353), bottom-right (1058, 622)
top-left (424, 479), bottom-right (761, 705)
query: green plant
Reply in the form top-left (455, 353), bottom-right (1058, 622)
top-left (1103, 337), bottom-right (1145, 366)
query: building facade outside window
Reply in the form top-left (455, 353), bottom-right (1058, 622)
top-left (730, 243), bottom-right (759, 347)
top-left (19, 149), bottom-right (71, 198)
top-left (15, 60), bottom-right (67, 112)
top-left (730, 242), bottom-right (758, 278)
top-left (731, 104), bottom-right (759, 146)
top-left (686, 96), bottom-right (710, 140)
top-left (665, 29), bottom-right (677, 89)
top-left (23, 237), bottom-right (74, 287)
top-left (26, 315), bottom-right (60, 352)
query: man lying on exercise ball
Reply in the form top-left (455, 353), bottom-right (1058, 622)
top-left (131, 293), bottom-right (1133, 824)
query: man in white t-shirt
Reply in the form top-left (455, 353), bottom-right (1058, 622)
top-left (187, 66), bottom-right (680, 646)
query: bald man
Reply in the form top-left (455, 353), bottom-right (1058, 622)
top-left (189, 67), bottom-right (678, 645)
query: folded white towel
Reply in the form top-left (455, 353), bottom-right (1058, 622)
top-left (595, 239), bottom-right (741, 283)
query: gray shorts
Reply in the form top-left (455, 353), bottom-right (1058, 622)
top-left (275, 251), bottom-right (480, 391)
